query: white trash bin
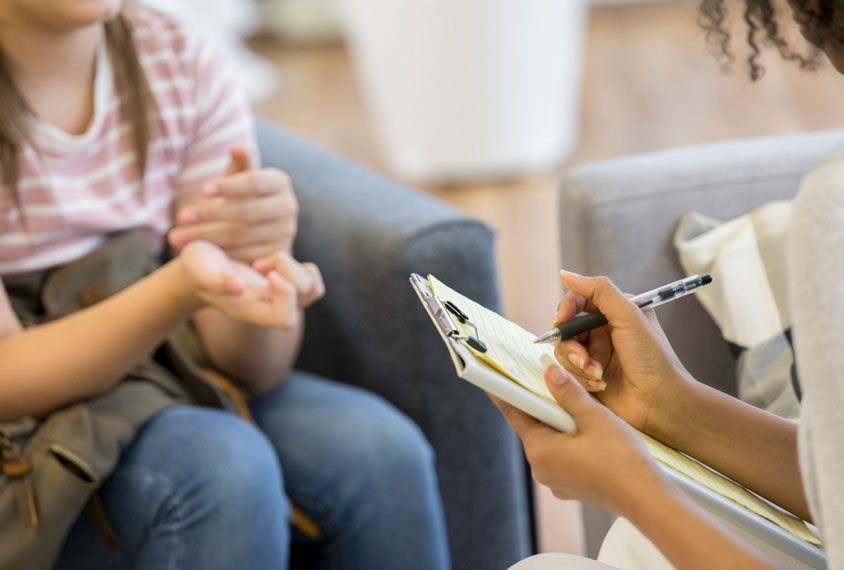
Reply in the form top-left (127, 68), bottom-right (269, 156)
top-left (339, 0), bottom-right (588, 182)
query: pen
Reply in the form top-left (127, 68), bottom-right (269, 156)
top-left (533, 274), bottom-right (713, 344)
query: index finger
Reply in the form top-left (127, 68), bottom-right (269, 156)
top-left (206, 168), bottom-right (292, 198)
top-left (553, 291), bottom-right (590, 328)
top-left (559, 271), bottom-right (644, 328)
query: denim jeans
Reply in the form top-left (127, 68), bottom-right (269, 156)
top-left (55, 371), bottom-right (450, 569)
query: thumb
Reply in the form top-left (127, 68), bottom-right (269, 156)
top-left (544, 360), bottom-right (598, 419)
top-left (225, 146), bottom-right (252, 175)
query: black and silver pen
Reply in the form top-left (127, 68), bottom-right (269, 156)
top-left (533, 274), bottom-right (713, 344)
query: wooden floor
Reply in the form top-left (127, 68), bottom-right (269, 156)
top-left (250, 0), bottom-right (844, 556)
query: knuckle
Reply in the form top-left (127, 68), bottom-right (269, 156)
top-left (241, 202), bottom-right (261, 222)
top-left (312, 281), bottom-right (326, 300)
top-left (225, 226), bottom-right (244, 246)
top-left (553, 343), bottom-right (567, 362)
top-left (558, 382), bottom-right (580, 402)
top-left (249, 171), bottom-right (268, 194)
top-left (594, 275), bottom-right (612, 290)
top-left (264, 168), bottom-right (291, 193)
top-left (277, 170), bottom-right (292, 188)
top-left (287, 195), bottom-right (299, 217)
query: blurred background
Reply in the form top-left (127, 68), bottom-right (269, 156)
top-left (144, 0), bottom-right (844, 558)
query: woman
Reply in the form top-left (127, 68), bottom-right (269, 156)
top-left (499, 1), bottom-right (844, 569)
top-left (0, 1), bottom-right (449, 568)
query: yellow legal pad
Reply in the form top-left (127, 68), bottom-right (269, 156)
top-left (429, 275), bottom-right (820, 546)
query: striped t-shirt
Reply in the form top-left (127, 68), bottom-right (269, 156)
top-left (0, 3), bottom-right (257, 275)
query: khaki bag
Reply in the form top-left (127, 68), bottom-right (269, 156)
top-left (0, 231), bottom-right (238, 570)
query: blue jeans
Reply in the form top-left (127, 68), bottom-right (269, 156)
top-left (55, 372), bottom-right (450, 569)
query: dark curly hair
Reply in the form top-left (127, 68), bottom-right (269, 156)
top-left (698, 0), bottom-right (843, 80)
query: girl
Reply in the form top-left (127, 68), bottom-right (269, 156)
top-left (0, 1), bottom-right (450, 568)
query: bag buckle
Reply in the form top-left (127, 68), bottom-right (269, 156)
top-left (1, 435), bottom-right (38, 529)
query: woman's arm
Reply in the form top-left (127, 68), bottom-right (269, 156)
top-left (552, 272), bottom-right (810, 522)
top-left (626, 475), bottom-right (782, 570)
top-left (649, 378), bottom-right (809, 522)
top-left (494, 364), bottom-right (783, 570)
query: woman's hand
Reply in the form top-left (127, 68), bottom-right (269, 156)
top-left (552, 271), bottom-right (694, 438)
top-left (169, 147), bottom-right (298, 263)
top-left (491, 362), bottom-right (670, 517)
top-left (494, 362), bottom-right (782, 570)
top-left (178, 240), bottom-right (301, 329)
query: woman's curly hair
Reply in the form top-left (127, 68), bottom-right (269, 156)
top-left (698, 0), bottom-right (842, 80)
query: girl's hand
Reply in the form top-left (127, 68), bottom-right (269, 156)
top-left (491, 362), bottom-right (670, 517)
top-left (169, 147), bottom-right (298, 263)
top-left (251, 250), bottom-right (325, 310)
top-left (552, 272), bottom-right (694, 439)
top-left (178, 240), bottom-right (299, 328)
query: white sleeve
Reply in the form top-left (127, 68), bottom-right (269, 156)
top-left (788, 147), bottom-right (844, 568)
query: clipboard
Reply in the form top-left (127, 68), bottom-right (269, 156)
top-left (410, 273), bottom-right (826, 569)
top-left (410, 272), bottom-right (575, 432)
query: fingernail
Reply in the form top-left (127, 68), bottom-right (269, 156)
top-left (179, 209), bottom-right (198, 224)
top-left (560, 269), bottom-right (582, 279)
top-left (547, 364), bottom-right (567, 386)
top-left (202, 184), bottom-right (219, 197)
top-left (567, 353), bottom-right (586, 370)
top-left (585, 363), bottom-right (604, 380)
top-left (169, 229), bottom-right (187, 246)
top-left (588, 380), bottom-right (607, 391)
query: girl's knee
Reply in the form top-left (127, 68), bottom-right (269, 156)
top-left (134, 406), bottom-right (286, 509)
top-left (341, 399), bottom-right (437, 484)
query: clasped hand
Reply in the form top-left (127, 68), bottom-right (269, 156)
top-left (168, 147), bottom-right (298, 262)
top-left (170, 147), bottom-right (324, 327)
top-left (179, 241), bottom-right (324, 329)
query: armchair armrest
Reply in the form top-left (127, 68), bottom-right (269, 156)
top-left (559, 129), bottom-right (844, 558)
top-left (256, 120), bottom-right (531, 569)
top-left (560, 129), bottom-right (844, 395)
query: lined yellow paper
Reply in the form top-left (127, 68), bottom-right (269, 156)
top-left (430, 275), bottom-right (557, 401)
top-left (429, 275), bottom-right (820, 546)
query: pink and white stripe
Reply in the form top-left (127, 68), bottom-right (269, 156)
top-left (0, 3), bottom-right (257, 275)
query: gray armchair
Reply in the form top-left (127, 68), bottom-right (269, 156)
top-left (256, 121), bottom-right (532, 570)
top-left (558, 129), bottom-right (844, 559)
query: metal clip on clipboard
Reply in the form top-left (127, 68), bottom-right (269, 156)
top-left (411, 273), bottom-right (487, 353)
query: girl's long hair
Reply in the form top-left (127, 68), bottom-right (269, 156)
top-left (0, 13), bottom-right (156, 202)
